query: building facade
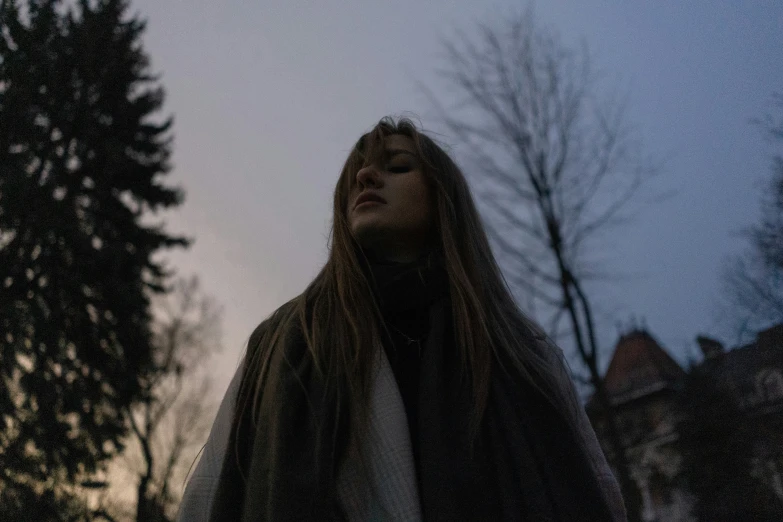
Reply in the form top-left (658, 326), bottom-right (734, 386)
top-left (587, 324), bottom-right (783, 521)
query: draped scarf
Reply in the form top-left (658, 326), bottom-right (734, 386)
top-left (201, 258), bottom-right (622, 521)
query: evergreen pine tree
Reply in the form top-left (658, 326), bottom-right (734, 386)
top-left (0, 0), bottom-right (187, 514)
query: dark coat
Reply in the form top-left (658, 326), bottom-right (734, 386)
top-left (177, 301), bottom-right (626, 521)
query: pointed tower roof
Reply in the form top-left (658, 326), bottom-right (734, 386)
top-left (602, 329), bottom-right (685, 404)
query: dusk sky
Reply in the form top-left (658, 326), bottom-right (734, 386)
top-left (130, 1), bottom-right (783, 395)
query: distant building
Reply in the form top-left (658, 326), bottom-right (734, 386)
top-left (587, 323), bottom-right (783, 522)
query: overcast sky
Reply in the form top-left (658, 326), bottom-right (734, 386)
top-left (130, 0), bottom-right (783, 393)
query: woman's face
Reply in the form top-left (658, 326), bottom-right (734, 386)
top-left (347, 134), bottom-right (433, 263)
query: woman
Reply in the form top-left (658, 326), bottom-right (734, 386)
top-left (178, 118), bottom-right (627, 521)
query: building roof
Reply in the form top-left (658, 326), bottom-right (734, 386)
top-left (602, 329), bottom-right (686, 404)
top-left (588, 324), bottom-right (782, 412)
top-left (696, 324), bottom-right (783, 408)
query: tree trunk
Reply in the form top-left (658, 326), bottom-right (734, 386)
top-left (588, 355), bottom-right (643, 521)
top-left (557, 259), bottom-right (642, 520)
top-left (570, 274), bottom-right (643, 521)
top-left (136, 479), bottom-right (149, 522)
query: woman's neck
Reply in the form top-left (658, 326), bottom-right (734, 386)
top-left (367, 252), bottom-right (447, 314)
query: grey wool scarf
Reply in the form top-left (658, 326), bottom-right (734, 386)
top-left (177, 299), bottom-right (626, 521)
top-left (177, 337), bottom-right (423, 521)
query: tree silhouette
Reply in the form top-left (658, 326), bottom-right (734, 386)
top-left (131, 277), bottom-right (222, 522)
top-left (0, 0), bottom-right (187, 516)
top-left (423, 8), bottom-right (657, 520)
top-left (722, 94), bottom-right (783, 341)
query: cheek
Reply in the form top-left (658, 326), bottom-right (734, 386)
top-left (404, 180), bottom-right (432, 225)
top-left (417, 190), bottom-right (432, 220)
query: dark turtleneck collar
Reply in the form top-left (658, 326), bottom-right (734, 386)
top-left (365, 252), bottom-right (449, 314)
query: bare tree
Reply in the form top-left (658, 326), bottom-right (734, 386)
top-left (721, 94), bottom-right (783, 343)
top-left (128, 276), bottom-right (223, 521)
top-left (423, 9), bottom-right (657, 520)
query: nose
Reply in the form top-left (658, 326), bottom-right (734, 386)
top-left (356, 164), bottom-right (383, 189)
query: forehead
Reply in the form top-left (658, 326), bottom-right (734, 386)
top-left (384, 134), bottom-right (416, 153)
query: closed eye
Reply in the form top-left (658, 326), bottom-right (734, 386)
top-left (387, 165), bottom-right (411, 173)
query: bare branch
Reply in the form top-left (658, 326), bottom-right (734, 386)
top-left (118, 276), bottom-right (223, 520)
top-left (483, 197), bottom-right (548, 245)
top-left (484, 224), bottom-right (560, 286)
top-left (425, 10), bottom-right (657, 518)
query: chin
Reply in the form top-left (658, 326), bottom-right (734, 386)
top-left (351, 217), bottom-right (384, 237)
top-left (351, 222), bottom-right (389, 249)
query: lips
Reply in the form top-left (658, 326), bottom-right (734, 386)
top-left (353, 191), bottom-right (387, 209)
